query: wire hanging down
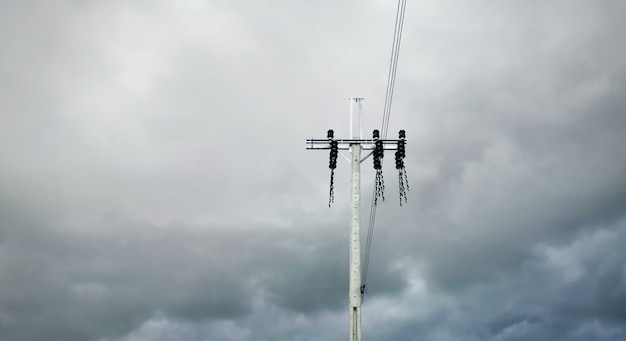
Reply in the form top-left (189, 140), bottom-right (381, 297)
top-left (328, 130), bottom-right (338, 207)
top-left (362, 0), bottom-right (407, 299)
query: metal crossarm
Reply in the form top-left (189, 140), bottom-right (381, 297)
top-left (306, 139), bottom-right (402, 150)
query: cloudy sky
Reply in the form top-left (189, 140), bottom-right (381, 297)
top-left (1, 0), bottom-right (626, 340)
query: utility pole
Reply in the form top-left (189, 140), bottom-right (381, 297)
top-left (306, 98), bottom-right (407, 341)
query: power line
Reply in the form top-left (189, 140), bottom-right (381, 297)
top-left (362, 0), bottom-right (407, 298)
top-left (382, 0), bottom-right (407, 139)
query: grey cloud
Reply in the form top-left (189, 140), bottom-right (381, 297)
top-left (1, 0), bottom-right (626, 340)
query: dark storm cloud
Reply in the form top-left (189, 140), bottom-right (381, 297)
top-left (360, 2), bottom-right (626, 339)
top-left (1, 0), bottom-right (626, 340)
top-left (392, 0), bottom-right (626, 292)
top-left (0, 206), bottom-right (354, 340)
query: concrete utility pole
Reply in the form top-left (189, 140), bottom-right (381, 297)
top-left (306, 98), bottom-right (405, 341)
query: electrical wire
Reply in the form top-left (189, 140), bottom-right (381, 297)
top-left (361, 0), bottom-right (407, 299)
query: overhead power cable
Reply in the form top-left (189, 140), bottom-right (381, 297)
top-left (361, 0), bottom-right (407, 298)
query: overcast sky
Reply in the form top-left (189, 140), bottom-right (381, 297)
top-left (1, 1), bottom-right (626, 340)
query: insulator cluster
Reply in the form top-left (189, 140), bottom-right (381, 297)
top-left (395, 131), bottom-right (406, 169)
top-left (373, 130), bottom-right (384, 170)
top-left (329, 140), bottom-right (338, 170)
top-left (328, 129), bottom-right (338, 207)
top-left (373, 129), bottom-right (385, 205)
top-left (395, 129), bottom-right (409, 206)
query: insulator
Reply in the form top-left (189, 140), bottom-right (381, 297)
top-left (373, 129), bottom-right (380, 139)
top-left (375, 140), bottom-right (384, 158)
top-left (399, 130), bottom-right (406, 139)
top-left (327, 129), bottom-right (334, 139)
top-left (397, 140), bottom-right (405, 156)
top-left (374, 159), bottom-right (381, 169)
top-left (329, 138), bottom-right (338, 169)
top-left (395, 151), bottom-right (403, 167)
top-left (330, 141), bottom-right (338, 158)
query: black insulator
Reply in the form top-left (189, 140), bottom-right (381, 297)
top-left (327, 129), bottom-right (334, 139)
top-left (329, 138), bottom-right (338, 169)
top-left (375, 140), bottom-right (384, 158)
top-left (373, 129), bottom-right (380, 139)
top-left (396, 159), bottom-right (404, 169)
top-left (399, 130), bottom-right (406, 139)
top-left (395, 151), bottom-right (403, 168)
top-left (397, 141), bottom-right (405, 155)
top-left (374, 159), bottom-right (381, 169)
top-left (330, 141), bottom-right (338, 157)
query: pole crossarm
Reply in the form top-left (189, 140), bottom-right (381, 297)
top-left (306, 138), bottom-right (402, 150)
